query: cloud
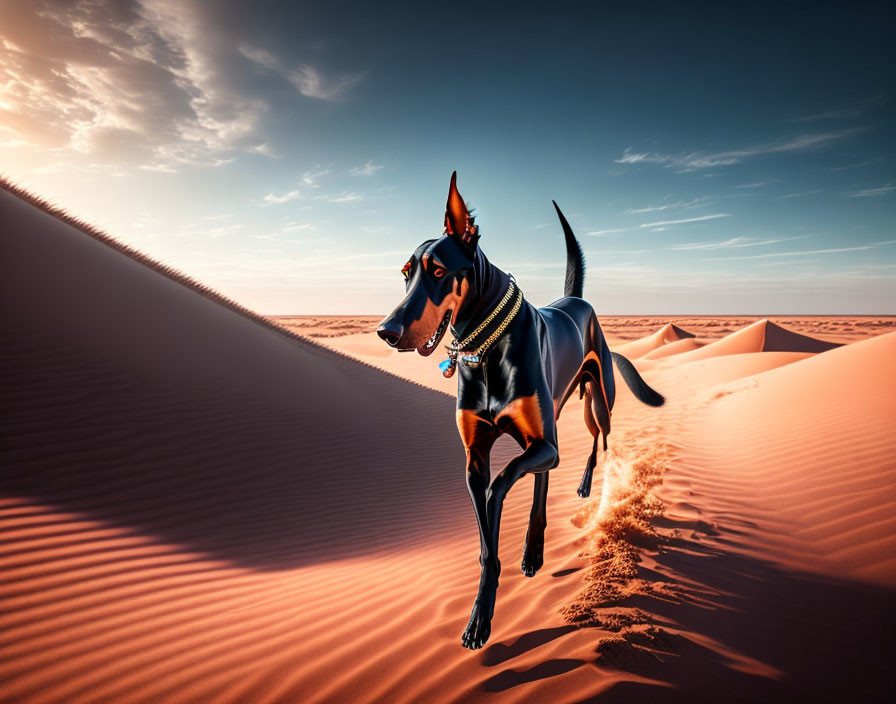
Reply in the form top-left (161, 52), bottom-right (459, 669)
top-left (842, 185), bottom-right (896, 198)
top-left (732, 181), bottom-right (771, 189)
top-left (667, 235), bottom-right (810, 251)
top-left (795, 107), bottom-right (865, 122)
top-left (282, 222), bottom-right (313, 232)
top-left (263, 189), bottom-right (302, 204)
top-left (343, 250), bottom-right (407, 261)
top-left (640, 213), bottom-right (730, 228)
top-left (288, 65), bottom-right (362, 100)
top-left (328, 191), bottom-right (361, 203)
top-left (301, 168), bottom-right (329, 187)
top-left (586, 227), bottom-right (633, 236)
top-left (622, 198), bottom-right (706, 214)
top-left (794, 97), bottom-right (882, 123)
top-left (701, 244), bottom-right (890, 261)
top-left (240, 47), bottom-right (362, 101)
top-left (615, 129), bottom-right (864, 171)
top-left (584, 248), bottom-right (651, 255)
top-left (350, 159), bottom-right (383, 176)
top-left (0, 0), bottom-right (362, 169)
top-left (205, 223), bottom-right (243, 238)
top-left (777, 189), bottom-right (823, 199)
top-left (827, 158), bottom-right (884, 172)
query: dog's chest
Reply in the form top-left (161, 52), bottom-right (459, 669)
top-left (457, 353), bottom-right (547, 424)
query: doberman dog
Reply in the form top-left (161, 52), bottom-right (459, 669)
top-left (377, 173), bottom-right (664, 650)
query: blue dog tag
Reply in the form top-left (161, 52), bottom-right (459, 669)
top-left (439, 359), bottom-right (452, 373)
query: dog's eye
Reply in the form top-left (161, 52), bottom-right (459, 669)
top-left (432, 265), bottom-right (446, 278)
top-left (401, 261), bottom-right (412, 280)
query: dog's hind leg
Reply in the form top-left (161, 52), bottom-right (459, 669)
top-left (576, 375), bottom-right (611, 498)
top-left (521, 472), bottom-right (548, 577)
top-left (579, 383), bottom-right (600, 498)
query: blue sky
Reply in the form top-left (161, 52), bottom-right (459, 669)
top-left (1, 0), bottom-right (894, 313)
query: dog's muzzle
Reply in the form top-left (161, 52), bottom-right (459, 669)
top-left (376, 320), bottom-right (404, 347)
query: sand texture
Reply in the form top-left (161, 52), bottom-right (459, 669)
top-left (2, 184), bottom-right (895, 703)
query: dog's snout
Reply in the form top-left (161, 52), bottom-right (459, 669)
top-left (377, 321), bottom-right (404, 347)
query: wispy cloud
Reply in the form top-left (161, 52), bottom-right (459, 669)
top-left (777, 189), bottom-right (823, 199)
top-left (667, 235), bottom-right (810, 251)
top-left (615, 129), bottom-right (864, 171)
top-left (640, 213), bottom-right (730, 228)
top-left (302, 169), bottom-right (330, 187)
top-left (329, 191), bottom-right (361, 203)
top-left (842, 185), bottom-right (896, 198)
top-left (240, 48), bottom-right (363, 101)
top-left (290, 65), bottom-right (363, 100)
top-left (732, 181), bottom-right (771, 189)
top-left (263, 190), bottom-right (302, 205)
top-left (586, 227), bottom-right (633, 236)
top-left (206, 224), bottom-right (244, 238)
top-left (252, 233), bottom-right (325, 244)
top-left (795, 107), bottom-right (866, 122)
top-left (827, 157), bottom-right (884, 172)
top-left (584, 248), bottom-right (651, 256)
top-left (282, 222), bottom-right (314, 232)
top-left (350, 160), bottom-right (383, 176)
top-left (343, 250), bottom-right (408, 261)
top-left (794, 97), bottom-right (881, 123)
top-left (622, 198), bottom-right (706, 214)
top-left (701, 244), bottom-right (889, 261)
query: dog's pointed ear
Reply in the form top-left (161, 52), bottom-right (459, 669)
top-left (443, 171), bottom-right (479, 253)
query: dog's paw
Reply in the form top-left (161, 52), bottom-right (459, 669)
top-left (521, 548), bottom-right (543, 577)
top-left (461, 598), bottom-right (493, 650)
top-left (577, 472), bottom-right (593, 498)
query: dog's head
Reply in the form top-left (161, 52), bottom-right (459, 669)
top-left (377, 172), bottom-right (479, 356)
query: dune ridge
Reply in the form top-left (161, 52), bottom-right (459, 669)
top-left (611, 322), bottom-right (697, 359)
top-left (656, 318), bottom-right (841, 363)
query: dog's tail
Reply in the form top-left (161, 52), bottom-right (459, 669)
top-left (553, 200), bottom-right (585, 298)
top-left (611, 352), bottom-right (665, 407)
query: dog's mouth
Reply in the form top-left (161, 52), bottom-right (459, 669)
top-left (417, 309), bottom-right (452, 357)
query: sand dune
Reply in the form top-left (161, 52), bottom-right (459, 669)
top-left (597, 316), bottom-right (895, 346)
top-left (0, 185), bottom-right (472, 569)
top-left (662, 318), bottom-right (840, 364)
top-left (3, 180), bottom-right (895, 703)
top-left (640, 337), bottom-right (705, 360)
top-left (688, 331), bottom-right (896, 586)
top-left (551, 334), bottom-right (895, 701)
top-left (611, 322), bottom-right (696, 359)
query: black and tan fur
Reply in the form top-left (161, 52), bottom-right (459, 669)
top-left (377, 173), bottom-right (664, 650)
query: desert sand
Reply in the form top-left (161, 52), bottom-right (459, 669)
top-left (2, 181), bottom-right (895, 703)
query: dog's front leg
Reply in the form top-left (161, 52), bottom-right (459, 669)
top-left (463, 439), bottom-right (558, 650)
top-left (465, 442), bottom-right (491, 570)
top-left (457, 410), bottom-right (499, 650)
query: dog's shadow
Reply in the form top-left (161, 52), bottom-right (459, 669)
top-left (481, 625), bottom-right (579, 667)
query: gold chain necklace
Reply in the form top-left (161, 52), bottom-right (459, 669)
top-left (440, 279), bottom-right (522, 378)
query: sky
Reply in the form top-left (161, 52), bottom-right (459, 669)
top-left (1, 0), bottom-right (894, 314)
